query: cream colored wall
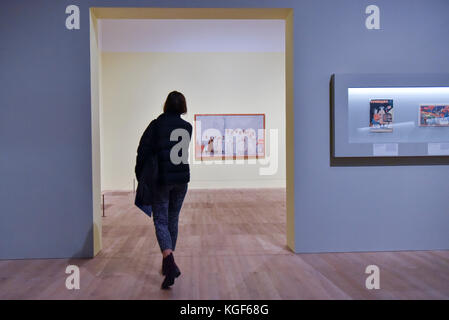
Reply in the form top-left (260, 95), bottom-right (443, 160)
top-left (89, 11), bottom-right (102, 255)
top-left (100, 51), bottom-right (285, 190)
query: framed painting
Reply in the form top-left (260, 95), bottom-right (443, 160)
top-left (194, 114), bottom-right (266, 160)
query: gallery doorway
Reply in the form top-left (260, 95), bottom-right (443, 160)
top-left (89, 8), bottom-right (295, 255)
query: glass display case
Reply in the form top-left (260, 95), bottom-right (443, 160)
top-left (331, 73), bottom-right (449, 165)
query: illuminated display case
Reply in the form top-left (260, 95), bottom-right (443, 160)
top-left (331, 73), bottom-right (449, 166)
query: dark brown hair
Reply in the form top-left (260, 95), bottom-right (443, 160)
top-left (163, 91), bottom-right (187, 115)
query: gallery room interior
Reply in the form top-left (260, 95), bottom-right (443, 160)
top-left (0, 0), bottom-right (449, 300)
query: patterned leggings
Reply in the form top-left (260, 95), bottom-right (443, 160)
top-left (152, 183), bottom-right (188, 252)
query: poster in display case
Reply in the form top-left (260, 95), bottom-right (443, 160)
top-left (419, 105), bottom-right (449, 127)
top-left (194, 114), bottom-right (265, 161)
top-left (369, 99), bottom-right (394, 133)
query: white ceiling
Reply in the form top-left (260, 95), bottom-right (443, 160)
top-left (99, 19), bottom-right (285, 52)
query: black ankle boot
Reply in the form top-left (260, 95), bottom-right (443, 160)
top-left (162, 254), bottom-right (181, 276)
top-left (161, 253), bottom-right (181, 289)
top-left (172, 254), bottom-right (181, 278)
top-left (162, 257), bottom-right (167, 276)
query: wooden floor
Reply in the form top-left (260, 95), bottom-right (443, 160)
top-left (1, 188), bottom-right (449, 299)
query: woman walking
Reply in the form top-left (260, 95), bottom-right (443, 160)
top-left (135, 91), bottom-right (192, 289)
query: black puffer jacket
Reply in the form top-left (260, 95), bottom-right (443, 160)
top-left (153, 112), bottom-right (192, 185)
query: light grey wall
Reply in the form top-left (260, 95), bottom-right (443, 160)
top-left (0, 0), bottom-right (94, 258)
top-left (0, 0), bottom-right (448, 259)
top-left (293, 0), bottom-right (449, 252)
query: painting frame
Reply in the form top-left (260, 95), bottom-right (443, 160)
top-left (194, 113), bottom-right (266, 161)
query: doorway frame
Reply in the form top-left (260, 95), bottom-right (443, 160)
top-left (89, 7), bottom-right (295, 255)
